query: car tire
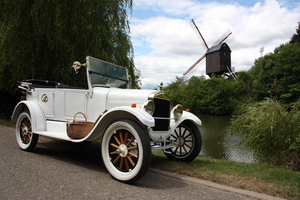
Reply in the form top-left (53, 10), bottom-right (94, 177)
top-left (101, 119), bottom-right (151, 183)
top-left (164, 120), bottom-right (202, 162)
top-left (16, 112), bottom-right (39, 151)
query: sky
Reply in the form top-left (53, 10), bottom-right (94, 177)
top-left (129, 0), bottom-right (300, 89)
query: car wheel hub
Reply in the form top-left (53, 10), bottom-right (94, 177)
top-left (23, 126), bottom-right (29, 136)
top-left (177, 136), bottom-right (185, 146)
top-left (118, 144), bottom-right (128, 157)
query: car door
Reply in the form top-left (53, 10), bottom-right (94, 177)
top-left (62, 89), bottom-right (88, 121)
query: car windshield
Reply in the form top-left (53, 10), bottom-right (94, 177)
top-left (88, 56), bottom-right (128, 88)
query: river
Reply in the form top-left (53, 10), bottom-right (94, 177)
top-left (197, 114), bottom-right (257, 163)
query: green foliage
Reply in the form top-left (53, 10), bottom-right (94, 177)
top-left (0, 0), bottom-right (138, 90)
top-left (183, 76), bottom-right (235, 115)
top-left (164, 76), bottom-right (186, 106)
top-left (230, 99), bottom-right (300, 171)
top-left (0, 0), bottom-right (138, 118)
top-left (0, 91), bottom-right (20, 120)
top-left (290, 21), bottom-right (300, 44)
top-left (165, 75), bottom-right (247, 115)
top-left (249, 41), bottom-right (300, 105)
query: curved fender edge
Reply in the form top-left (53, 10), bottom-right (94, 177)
top-left (11, 101), bottom-right (46, 132)
top-left (84, 106), bottom-right (155, 141)
top-left (170, 111), bottom-right (202, 132)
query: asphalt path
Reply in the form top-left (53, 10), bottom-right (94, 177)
top-left (0, 125), bottom-right (281, 200)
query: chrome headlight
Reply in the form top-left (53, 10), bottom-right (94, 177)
top-left (143, 100), bottom-right (155, 115)
top-left (173, 104), bottom-right (183, 119)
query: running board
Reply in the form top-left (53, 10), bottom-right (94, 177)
top-left (34, 121), bottom-right (86, 143)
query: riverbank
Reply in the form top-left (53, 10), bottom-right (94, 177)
top-left (2, 120), bottom-right (299, 199)
top-left (85, 138), bottom-right (299, 199)
top-left (151, 151), bottom-right (300, 200)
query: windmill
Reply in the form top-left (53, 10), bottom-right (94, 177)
top-left (183, 19), bottom-right (236, 79)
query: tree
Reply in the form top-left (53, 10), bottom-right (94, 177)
top-left (181, 75), bottom-right (205, 112)
top-left (290, 21), bottom-right (300, 44)
top-left (0, 0), bottom-right (139, 119)
top-left (249, 42), bottom-right (300, 105)
top-left (0, 0), bottom-right (139, 90)
top-left (164, 76), bottom-right (186, 106)
top-left (180, 75), bottom-right (236, 115)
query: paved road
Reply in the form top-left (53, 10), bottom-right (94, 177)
top-left (0, 125), bottom-right (278, 200)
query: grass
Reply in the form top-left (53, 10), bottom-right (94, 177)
top-left (0, 119), bottom-right (14, 127)
top-left (86, 141), bottom-right (300, 199)
top-left (151, 151), bottom-right (300, 200)
top-left (2, 120), bottom-right (299, 199)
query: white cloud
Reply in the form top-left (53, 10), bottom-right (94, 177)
top-left (132, 17), bottom-right (200, 56)
top-left (130, 0), bottom-right (300, 88)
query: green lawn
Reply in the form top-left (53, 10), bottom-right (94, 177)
top-left (151, 151), bottom-right (300, 200)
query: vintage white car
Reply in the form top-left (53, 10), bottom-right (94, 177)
top-left (11, 56), bottom-right (202, 183)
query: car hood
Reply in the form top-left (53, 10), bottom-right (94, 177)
top-left (106, 88), bottom-right (158, 109)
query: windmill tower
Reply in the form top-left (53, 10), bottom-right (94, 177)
top-left (183, 19), bottom-right (236, 79)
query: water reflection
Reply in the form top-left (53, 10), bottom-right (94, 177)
top-left (197, 114), bottom-right (256, 163)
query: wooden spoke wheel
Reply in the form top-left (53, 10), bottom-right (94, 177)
top-left (101, 119), bottom-right (151, 183)
top-left (109, 130), bottom-right (139, 172)
top-left (165, 120), bottom-right (202, 162)
top-left (16, 112), bottom-right (39, 151)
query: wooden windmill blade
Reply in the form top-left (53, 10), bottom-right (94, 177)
top-left (211, 29), bottom-right (232, 46)
top-left (190, 19), bottom-right (209, 50)
top-left (183, 57), bottom-right (206, 79)
top-left (183, 19), bottom-right (208, 77)
top-left (183, 54), bottom-right (206, 76)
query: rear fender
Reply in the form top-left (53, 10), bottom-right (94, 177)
top-left (11, 101), bottom-right (46, 132)
top-left (86, 106), bottom-right (155, 141)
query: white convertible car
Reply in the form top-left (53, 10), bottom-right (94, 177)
top-left (11, 56), bottom-right (202, 183)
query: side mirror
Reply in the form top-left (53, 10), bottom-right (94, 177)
top-left (71, 61), bottom-right (86, 74)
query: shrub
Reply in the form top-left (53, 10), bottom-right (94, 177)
top-left (0, 90), bottom-right (20, 120)
top-left (230, 99), bottom-right (300, 171)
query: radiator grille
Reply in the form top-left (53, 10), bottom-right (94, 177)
top-left (152, 98), bottom-right (170, 131)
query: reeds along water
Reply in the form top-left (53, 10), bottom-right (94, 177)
top-left (197, 114), bottom-right (257, 163)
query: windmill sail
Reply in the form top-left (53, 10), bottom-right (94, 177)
top-left (183, 55), bottom-right (205, 76)
top-left (212, 29), bottom-right (232, 46)
top-left (190, 19), bottom-right (209, 50)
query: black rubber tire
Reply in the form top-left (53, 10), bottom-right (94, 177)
top-left (101, 119), bottom-right (151, 183)
top-left (16, 112), bottom-right (39, 151)
top-left (164, 120), bottom-right (202, 162)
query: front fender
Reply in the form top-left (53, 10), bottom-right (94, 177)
top-left (170, 111), bottom-right (202, 133)
top-left (11, 101), bottom-right (46, 132)
top-left (85, 106), bottom-right (155, 141)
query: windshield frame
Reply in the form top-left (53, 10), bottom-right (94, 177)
top-left (86, 56), bottom-right (129, 89)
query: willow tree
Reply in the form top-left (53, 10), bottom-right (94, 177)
top-left (0, 0), bottom-right (138, 90)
